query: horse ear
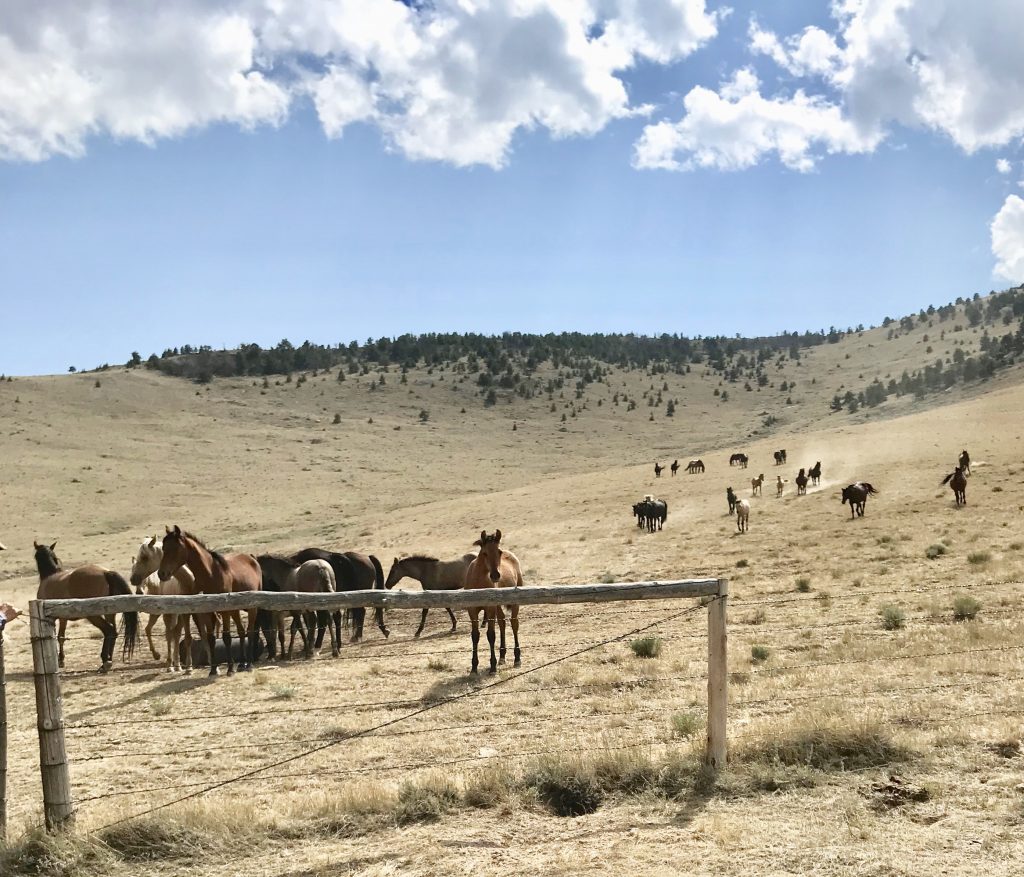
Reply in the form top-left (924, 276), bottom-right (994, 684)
top-left (165, 525), bottom-right (172, 534)
top-left (473, 539), bottom-right (482, 547)
top-left (33, 540), bottom-right (39, 549)
top-left (149, 536), bottom-right (157, 547)
top-left (173, 525), bottom-right (181, 536)
top-left (495, 529), bottom-right (502, 542)
top-left (480, 530), bottom-right (486, 543)
top-left (49, 541), bottom-right (57, 551)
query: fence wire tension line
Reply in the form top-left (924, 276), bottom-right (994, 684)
top-left (24, 576), bottom-right (729, 832)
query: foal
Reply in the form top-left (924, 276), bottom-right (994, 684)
top-left (464, 530), bottom-right (523, 674)
top-left (751, 474), bottom-right (764, 496)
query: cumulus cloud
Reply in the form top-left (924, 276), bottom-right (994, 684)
top-left (996, 158), bottom-right (1012, 174)
top-left (992, 195), bottom-right (1024, 282)
top-left (639, 0), bottom-right (1024, 173)
top-left (633, 68), bottom-right (877, 172)
top-left (0, 0), bottom-right (723, 166)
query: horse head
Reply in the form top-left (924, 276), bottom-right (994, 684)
top-left (473, 530), bottom-right (504, 583)
top-left (158, 525), bottom-right (186, 582)
top-left (383, 557), bottom-right (406, 589)
top-left (33, 540), bottom-right (61, 578)
top-left (130, 536), bottom-right (162, 589)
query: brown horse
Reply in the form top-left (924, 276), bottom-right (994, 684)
top-left (751, 474), bottom-right (764, 496)
top-left (158, 526), bottom-right (261, 676)
top-left (34, 541), bottom-right (139, 672)
top-left (464, 530), bottom-right (523, 674)
top-left (941, 467), bottom-right (967, 506)
top-left (384, 554), bottom-right (475, 637)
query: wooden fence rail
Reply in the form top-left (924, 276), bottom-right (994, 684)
top-left (28, 577), bottom-right (728, 832)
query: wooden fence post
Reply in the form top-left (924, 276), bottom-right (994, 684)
top-left (29, 601), bottom-right (74, 831)
top-left (706, 579), bottom-right (728, 769)
top-left (0, 627), bottom-right (8, 841)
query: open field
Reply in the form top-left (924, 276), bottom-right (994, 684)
top-left (2, 315), bottom-right (1024, 876)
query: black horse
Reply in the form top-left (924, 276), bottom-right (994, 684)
top-left (654, 462), bottom-right (665, 478)
top-left (687, 459), bottom-right (705, 473)
top-left (670, 459), bottom-right (680, 476)
top-left (958, 449), bottom-right (971, 476)
top-left (774, 449), bottom-right (787, 465)
top-left (809, 461), bottom-right (822, 486)
top-left (729, 453), bottom-right (748, 468)
top-left (726, 487), bottom-right (737, 514)
top-left (941, 467), bottom-right (968, 506)
top-left (841, 482), bottom-right (878, 518)
top-left (795, 468), bottom-right (808, 495)
top-left (633, 498), bottom-right (667, 532)
top-left (290, 548), bottom-right (389, 643)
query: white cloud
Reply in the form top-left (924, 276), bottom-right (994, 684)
top-left (0, 0), bottom-right (723, 166)
top-left (641, 1), bottom-right (1024, 174)
top-left (633, 68), bottom-right (878, 172)
top-left (992, 195), bottom-right (1024, 282)
top-left (996, 158), bottom-right (1012, 174)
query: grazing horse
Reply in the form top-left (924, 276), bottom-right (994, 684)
top-left (959, 449), bottom-right (971, 476)
top-left (941, 467), bottom-right (968, 506)
top-left (130, 537), bottom-right (198, 672)
top-left (384, 554), bottom-right (475, 637)
top-left (751, 474), bottom-right (764, 496)
top-left (464, 530), bottom-right (523, 674)
top-left (841, 483), bottom-right (878, 518)
top-left (34, 541), bottom-right (139, 672)
top-left (726, 487), bottom-right (737, 514)
top-left (158, 526), bottom-right (261, 676)
top-left (670, 459), bottom-right (679, 476)
top-left (795, 468), bottom-right (808, 496)
top-left (734, 499), bottom-right (750, 533)
top-left (730, 453), bottom-right (748, 468)
top-left (776, 476), bottom-right (787, 497)
top-left (809, 461), bottom-right (822, 487)
top-left (654, 462), bottom-right (665, 478)
top-left (774, 449), bottom-right (787, 465)
top-left (687, 459), bottom-right (705, 474)
top-left (257, 555), bottom-right (339, 658)
top-left (290, 548), bottom-right (389, 644)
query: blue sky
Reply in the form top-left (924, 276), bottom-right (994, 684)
top-left (1, 1), bottom-right (1023, 375)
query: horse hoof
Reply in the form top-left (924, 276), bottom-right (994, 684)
top-left (470, 668), bottom-right (478, 675)
top-left (488, 667), bottom-right (498, 675)
top-left (332, 649), bottom-right (340, 658)
top-left (99, 663), bottom-right (111, 674)
top-left (513, 659), bottom-right (522, 668)
top-left (239, 664), bottom-right (251, 673)
top-left (209, 668), bottom-right (219, 677)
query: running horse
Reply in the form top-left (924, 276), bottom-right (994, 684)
top-left (34, 541), bottom-right (139, 672)
top-left (958, 449), bottom-right (971, 476)
top-left (158, 526), bottom-right (261, 676)
top-left (841, 483), bottom-right (878, 518)
top-left (464, 530), bottom-right (524, 674)
top-left (795, 468), bottom-right (808, 496)
top-left (941, 467), bottom-right (968, 506)
top-left (809, 461), bottom-right (822, 487)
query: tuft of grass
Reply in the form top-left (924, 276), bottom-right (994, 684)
top-left (271, 684), bottom-right (296, 700)
top-left (426, 658), bottom-right (452, 672)
top-left (967, 551), bottom-right (992, 565)
top-left (952, 595), bottom-right (982, 621)
top-left (629, 636), bottom-right (663, 659)
top-left (795, 577), bottom-right (811, 592)
top-left (0, 828), bottom-right (115, 877)
top-left (743, 608), bottom-right (767, 625)
top-left (463, 764), bottom-right (515, 809)
top-left (738, 720), bottom-right (910, 771)
top-left (750, 644), bottom-right (770, 663)
top-left (597, 572), bottom-right (617, 583)
top-left (879, 604), bottom-right (906, 630)
top-left (394, 776), bottom-right (460, 825)
top-left (98, 817), bottom-right (215, 862)
top-left (149, 696), bottom-right (172, 717)
top-left (735, 558), bottom-right (749, 568)
top-left (925, 544), bottom-right (946, 559)
top-left (524, 758), bottom-right (604, 817)
top-left (671, 711), bottom-right (705, 740)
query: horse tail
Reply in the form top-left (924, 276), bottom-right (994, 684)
top-left (370, 555), bottom-right (385, 590)
top-left (940, 473), bottom-right (954, 486)
top-left (863, 483), bottom-right (879, 495)
top-left (662, 501), bottom-right (668, 520)
top-left (106, 571), bottom-right (139, 661)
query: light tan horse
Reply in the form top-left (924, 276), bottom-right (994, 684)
top-left (383, 553), bottom-right (475, 637)
top-left (776, 475), bottom-right (787, 497)
top-left (34, 541), bottom-right (139, 672)
top-left (158, 526), bottom-right (261, 676)
top-left (734, 499), bottom-right (750, 533)
top-left (464, 530), bottom-right (523, 674)
top-left (130, 537), bottom-right (199, 672)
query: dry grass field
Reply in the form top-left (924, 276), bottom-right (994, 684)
top-left (2, 309), bottom-right (1024, 876)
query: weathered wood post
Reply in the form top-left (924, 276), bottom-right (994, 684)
top-left (29, 601), bottom-right (74, 831)
top-left (706, 578), bottom-right (728, 769)
top-left (0, 625), bottom-right (8, 841)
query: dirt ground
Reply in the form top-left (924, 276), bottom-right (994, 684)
top-left (2, 316), bottom-right (1023, 875)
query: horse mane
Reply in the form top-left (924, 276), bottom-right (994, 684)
top-left (181, 530), bottom-right (229, 569)
top-left (402, 554), bottom-right (439, 563)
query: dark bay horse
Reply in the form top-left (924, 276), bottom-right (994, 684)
top-left (841, 483), bottom-right (878, 518)
top-left (465, 530), bottom-right (524, 674)
top-left (158, 526), bottom-right (261, 676)
top-left (670, 459), bottom-right (679, 476)
top-left (959, 449), bottom-right (971, 475)
top-left (942, 467), bottom-right (967, 506)
top-left (686, 459), bottom-right (705, 473)
top-left (290, 548), bottom-right (389, 643)
top-left (384, 554), bottom-right (475, 637)
top-left (809, 461), bottom-right (822, 486)
top-left (795, 468), bottom-right (808, 495)
top-left (730, 453), bottom-right (748, 468)
top-left (654, 462), bottom-right (664, 478)
top-left (257, 554), bottom-right (339, 658)
top-left (34, 541), bottom-right (139, 672)
top-left (726, 486), bottom-right (737, 514)
top-left (774, 449), bottom-right (787, 465)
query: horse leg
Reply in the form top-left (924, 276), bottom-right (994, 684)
top-left (145, 613), bottom-right (161, 661)
top-left (332, 611), bottom-right (341, 652)
top-left (328, 607), bottom-right (340, 658)
top-left (375, 606), bottom-right (390, 638)
top-left (447, 607), bottom-right (457, 632)
top-left (415, 608), bottom-right (429, 639)
top-left (497, 606), bottom-right (507, 665)
top-left (486, 613), bottom-right (497, 675)
top-left (304, 611), bottom-right (318, 658)
top-left (86, 616), bottom-right (112, 672)
top-left (510, 607), bottom-right (521, 668)
top-left (57, 618), bottom-right (67, 669)
top-left (351, 607), bottom-right (366, 643)
top-left (241, 608), bottom-right (256, 670)
top-left (163, 615), bottom-right (177, 672)
top-left (469, 609), bottom-right (481, 675)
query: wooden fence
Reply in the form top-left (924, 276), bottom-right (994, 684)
top-left (25, 578), bottom-right (728, 831)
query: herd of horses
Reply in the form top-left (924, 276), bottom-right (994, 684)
top-left (642, 448), bottom-right (973, 534)
top-left (25, 528), bottom-right (524, 676)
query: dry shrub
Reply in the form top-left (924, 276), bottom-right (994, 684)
top-left (0, 828), bottom-right (114, 877)
top-left (395, 775), bottom-right (460, 825)
top-left (737, 720), bottom-right (910, 772)
top-left (523, 757), bottom-right (604, 816)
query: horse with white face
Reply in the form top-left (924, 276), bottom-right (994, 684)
top-left (130, 536), bottom-right (198, 672)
